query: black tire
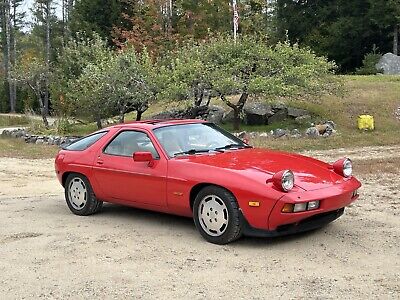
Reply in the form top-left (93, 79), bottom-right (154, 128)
top-left (193, 186), bottom-right (242, 245)
top-left (64, 173), bottom-right (103, 216)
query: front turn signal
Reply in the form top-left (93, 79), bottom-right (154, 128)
top-left (281, 203), bottom-right (294, 213)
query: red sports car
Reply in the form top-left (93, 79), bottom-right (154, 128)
top-left (55, 119), bottom-right (361, 244)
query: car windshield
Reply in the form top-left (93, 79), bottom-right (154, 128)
top-left (153, 123), bottom-right (251, 157)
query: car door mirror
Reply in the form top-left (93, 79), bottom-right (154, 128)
top-left (133, 152), bottom-right (154, 167)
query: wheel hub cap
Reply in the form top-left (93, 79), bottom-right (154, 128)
top-left (198, 195), bottom-right (229, 237)
top-left (68, 178), bottom-right (87, 210)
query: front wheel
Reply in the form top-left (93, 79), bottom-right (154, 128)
top-left (193, 186), bottom-right (242, 244)
top-left (64, 173), bottom-right (102, 216)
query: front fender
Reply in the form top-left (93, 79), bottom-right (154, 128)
top-left (166, 160), bottom-right (284, 229)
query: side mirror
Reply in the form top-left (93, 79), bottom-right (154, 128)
top-left (133, 152), bottom-right (154, 167)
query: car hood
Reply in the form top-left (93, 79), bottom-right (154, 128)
top-left (178, 148), bottom-right (346, 191)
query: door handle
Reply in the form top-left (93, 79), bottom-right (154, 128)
top-left (96, 158), bottom-right (104, 165)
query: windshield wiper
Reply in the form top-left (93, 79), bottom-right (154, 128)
top-left (214, 144), bottom-right (252, 151)
top-left (174, 149), bottom-right (211, 156)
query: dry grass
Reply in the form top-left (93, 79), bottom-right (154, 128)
top-left (0, 138), bottom-right (58, 159)
top-left (0, 114), bottom-right (30, 127)
top-left (354, 156), bottom-right (400, 175)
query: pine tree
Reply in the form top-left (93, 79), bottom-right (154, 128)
top-left (276, 0), bottom-right (394, 71)
top-left (9, 0), bottom-right (25, 112)
top-left (369, 0), bottom-right (400, 55)
top-left (0, 0), bottom-right (13, 112)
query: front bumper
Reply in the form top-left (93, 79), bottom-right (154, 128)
top-left (242, 207), bottom-right (345, 238)
top-left (240, 177), bottom-right (361, 231)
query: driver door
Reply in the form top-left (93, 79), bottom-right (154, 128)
top-left (92, 129), bottom-right (167, 207)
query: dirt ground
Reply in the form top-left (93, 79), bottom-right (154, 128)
top-left (0, 146), bottom-right (399, 299)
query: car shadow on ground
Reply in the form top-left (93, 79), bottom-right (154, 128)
top-left (96, 203), bottom-right (327, 247)
top-left (234, 229), bottom-right (325, 247)
top-left (99, 203), bottom-right (196, 230)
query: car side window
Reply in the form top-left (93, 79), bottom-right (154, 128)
top-left (104, 130), bottom-right (159, 158)
top-left (65, 131), bottom-right (108, 151)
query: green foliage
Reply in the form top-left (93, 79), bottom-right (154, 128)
top-left (368, 0), bottom-right (400, 30)
top-left (51, 33), bottom-right (112, 116)
top-left (171, 36), bottom-right (340, 99)
top-left (69, 0), bottom-right (130, 43)
top-left (355, 51), bottom-right (383, 75)
top-left (276, 0), bottom-right (395, 72)
top-left (11, 57), bottom-right (48, 100)
top-left (10, 56), bottom-right (51, 127)
top-left (174, 0), bottom-right (232, 38)
top-left (66, 46), bottom-right (158, 127)
top-left (161, 36), bottom-right (340, 129)
top-left (160, 42), bottom-right (214, 105)
top-left (0, 81), bottom-right (8, 113)
top-left (56, 118), bottom-right (73, 134)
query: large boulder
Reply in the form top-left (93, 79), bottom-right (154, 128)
top-left (151, 110), bottom-right (182, 120)
top-left (294, 115), bottom-right (312, 125)
top-left (222, 110), bottom-right (235, 124)
top-left (272, 128), bottom-right (287, 138)
top-left (188, 105), bottom-right (208, 118)
top-left (243, 102), bottom-right (273, 125)
top-left (306, 127), bottom-right (320, 138)
top-left (206, 106), bottom-right (225, 124)
top-left (288, 107), bottom-right (310, 118)
top-left (376, 53), bottom-right (400, 75)
top-left (267, 108), bottom-right (288, 124)
top-left (271, 102), bottom-right (287, 111)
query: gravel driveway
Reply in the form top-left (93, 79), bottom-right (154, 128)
top-left (0, 147), bottom-right (399, 299)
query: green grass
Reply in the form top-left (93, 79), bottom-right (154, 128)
top-left (0, 137), bottom-right (58, 159)
top-left (254, 75), bottom-right (400, 151)
top-left (27, 119), bottom-right (98, 137)
top-left (220, 119), bottom-right (309, 133)
top-left (0, 114), bottom-right (30, 127)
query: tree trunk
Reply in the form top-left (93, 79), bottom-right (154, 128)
top-left (61, 0), bottom-right (65, 46)
top-left (237, 92), bottom-right (249, 111)
top-left (4, 0), bottom-right (14, 112)
top-left (206, 94), bottom-right (212, 106)
top-left (394, 24), bottom-right (399, 56)
top-left (219, 92), bottom-right (248, 131)
top-left (44, 0), bottom-right (51, 116)
top-left (119, 110), bottom-right (124, 123)
top-left (41, 106), bottom-right (49, 128)
top-left (10, 0), bottom-right (17, 112)
top-left (96, 117), bottom-right (102, 129)
top-left (136, 110), bottom-right (143, 121)
top-left (232, 108), bottom-right (241, 131)
top-left (194, 88), bottom-right (203, 107)
top-left (37, 92), bottom-right (49, 129)
top-left (66, 0), bottom-right (73, 38)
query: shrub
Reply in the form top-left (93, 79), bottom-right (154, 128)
top-left (355, 50), bottom-right (383, 75)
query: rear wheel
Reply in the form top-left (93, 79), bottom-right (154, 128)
top-left (65, 173), bottom-right (102, 216)
top-left (193, 186), bottom-right (242, 244)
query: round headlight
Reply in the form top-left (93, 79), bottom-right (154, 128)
top-left (271, 170), bottom-right (295, 192)
top-left (343, 158), bottom-right (353, 177)
top-left (281, 170), bottom-right (294, 191)
top-left (333, 158), bottom-right (353, 177)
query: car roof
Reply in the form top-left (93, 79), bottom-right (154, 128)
top-left (108, 119), bottom-right (207, 130)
